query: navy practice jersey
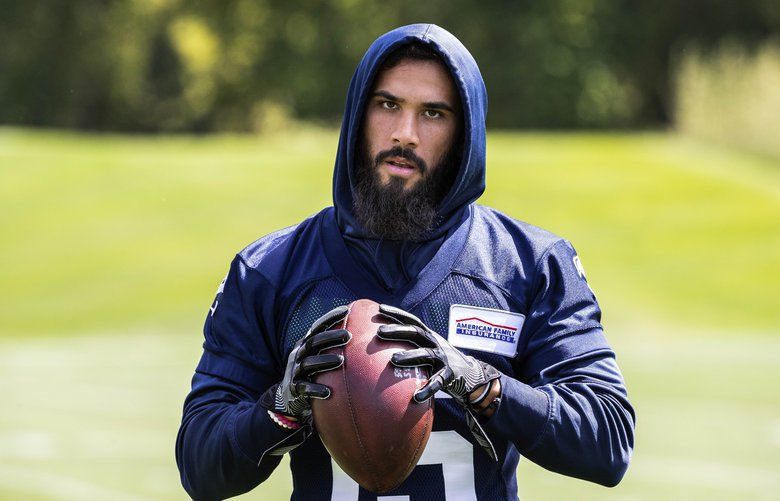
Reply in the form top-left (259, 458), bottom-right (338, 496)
top-left (176, 24), bottom-right (634, 501)
top-left (177, 206), bottom-right (634, 500)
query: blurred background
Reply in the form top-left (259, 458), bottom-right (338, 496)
top-left (0, 0), bottom-right (778, 499)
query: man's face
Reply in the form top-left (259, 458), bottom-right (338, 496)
top-left (363, 59), bottom-right (461, 191)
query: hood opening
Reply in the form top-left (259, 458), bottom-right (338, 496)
top-left (333, 24), bottom-right (488, 243)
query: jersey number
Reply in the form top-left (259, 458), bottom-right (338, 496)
top-left (331, 430), bottom-right (476, 501)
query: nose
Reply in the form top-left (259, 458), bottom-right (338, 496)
top-left (391, 111), bottom-right (419, 149)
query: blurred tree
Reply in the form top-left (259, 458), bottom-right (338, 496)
top-left (0, 0), bottom-right (777, 131)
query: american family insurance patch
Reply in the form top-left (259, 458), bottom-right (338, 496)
top-left (447, 304), bottom-right (525, 357)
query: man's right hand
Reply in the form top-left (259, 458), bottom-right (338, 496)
top-left (260, 305), bottom-right (351, 421)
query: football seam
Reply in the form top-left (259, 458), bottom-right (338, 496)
top-left (341, 305), bottom-right (382, 491)
top-left (408, 396), bottom-right (434, 480)
top-left (386, 379), bottom-right (434, 492)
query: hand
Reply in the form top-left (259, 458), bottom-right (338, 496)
top-left (377, 304), bottom-right (501, 404)
top-left (376, 304), bottom-right (501, 460)
top-left (260, 305), bottom-right (351, 420)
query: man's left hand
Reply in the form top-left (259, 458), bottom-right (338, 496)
top-left (377, 304), bottom-right (502, 460)
top-left (376, 304), bottom-right (501, 406)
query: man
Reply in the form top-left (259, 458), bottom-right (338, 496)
top-left (176, 24), bottom-right (634, 500)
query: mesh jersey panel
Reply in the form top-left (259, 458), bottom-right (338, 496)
top-left (413, 272), bottom-right (513, 375)
top-left (413, 273), bottom-right (502, 334)
top-left (283, 278), bottom-right (357, 351)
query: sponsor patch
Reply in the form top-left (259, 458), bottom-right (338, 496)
top-left (447, 305), bottom-right (524, 357)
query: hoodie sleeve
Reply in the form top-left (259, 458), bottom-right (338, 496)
top-left (176, 255), bottom-right (294, 500)
top-left (484, 240), bottom-right (635, 487)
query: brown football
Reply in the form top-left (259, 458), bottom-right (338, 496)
top-left (311, 299), bottom-right (434, 493)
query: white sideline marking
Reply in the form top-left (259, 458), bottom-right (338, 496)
top-left (0, 463), bottom-right (145, 501)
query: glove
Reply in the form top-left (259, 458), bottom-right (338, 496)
top-left (376, 304), bottom-right (500, 460)
top-left (258, 305), bottom-right (351, 460)
top-left (376, 304), bottom-right (500, 404)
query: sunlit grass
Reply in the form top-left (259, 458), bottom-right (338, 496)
top-left (484, 132), bottom-right (780, 334)
top-left (0, 127), bottom-right (778, 499)
top-left (0, 331), bottom-right (777, 500)
top-left (2, 127), bottom-right (777, 336)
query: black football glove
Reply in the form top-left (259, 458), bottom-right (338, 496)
top-left (377, 304), bottom-right (500, 404)
top-left (258, 305), bottom-right (351, 461)
top-left (261, 305), bottom-right (351, 418)
top-left (376, 304), bottom-right (500, 460)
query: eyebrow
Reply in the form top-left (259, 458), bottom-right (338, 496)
top-left (372, 90), bottom-right (456, 114)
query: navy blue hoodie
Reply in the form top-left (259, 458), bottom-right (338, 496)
top-left (333, 24), bottom-right (487, 291)
top-left (177, 24), bottom-right (634, 500)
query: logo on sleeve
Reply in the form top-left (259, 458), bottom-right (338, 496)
top-left (448, 305), bottom-right (525, 357)
top-left (209, 274), bottom-right (227, 316)
top-left (572, 255), bottom-right (587, 280)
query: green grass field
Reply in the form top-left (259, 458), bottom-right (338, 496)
top-left (1, 127), bottom-right (778, 499)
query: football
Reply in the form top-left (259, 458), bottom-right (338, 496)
top-left (311, 299), bottom-right (434, 493)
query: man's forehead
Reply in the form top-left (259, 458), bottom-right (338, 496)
top-left (371, 58), bottom-right (460, 110)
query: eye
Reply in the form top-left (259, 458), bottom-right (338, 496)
top-left (423, 109), bottom-right (442, 119)
top-left (380, 100), bottom-right (398, 110)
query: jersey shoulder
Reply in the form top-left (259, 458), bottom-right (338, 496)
top-left (238, 207), bottom-right (333, 289)
top-left (460, 206), bottom-right (568, 286)
top-left (472, 205), bottom-right (565, 255)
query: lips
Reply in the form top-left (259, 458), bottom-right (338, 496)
top-left (385, 156), bottom-right (416, 170)
top-left (382, 157), bottom-right (418, 179)
top-left (373, 148), bottom-right (427, 180)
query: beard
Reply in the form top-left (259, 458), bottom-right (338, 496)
top-left (353, 141), bottom-right (460, 241)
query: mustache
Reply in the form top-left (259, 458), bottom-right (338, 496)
top-left (374, 146), bottom-right (428, 174)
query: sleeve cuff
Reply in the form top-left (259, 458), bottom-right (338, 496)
top-left (484, 374), bottom-right (552, 453)
top-left (231, 401), bottom-right (294, 464)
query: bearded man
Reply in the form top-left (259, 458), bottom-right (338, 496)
top-left (176, 24), bottom-right (635, 500)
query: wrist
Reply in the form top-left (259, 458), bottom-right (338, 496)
top-left (468, 379), bottom-right (501, 417)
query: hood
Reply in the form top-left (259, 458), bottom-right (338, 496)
top-left (332, 23), bottom-right (488, 240)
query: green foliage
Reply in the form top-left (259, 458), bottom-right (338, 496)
top-left (0, 0), bottom-right (778, 131)
top-left (675, 40), bottom-right (780, 158)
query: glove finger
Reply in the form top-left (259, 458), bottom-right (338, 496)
top-left (378, 304), bottom-right (426, 328)
top-left (308, 305), bottom-right (349, 335)
top-left (303, 329), bottom-right (351, 355)
top-left (413, 369), bottom-right (446, 403)
top-left (377, 324), bottom-right (435, 347)
top-left (391, 347), bottom-right (437, 367)
top-left (297, 353), bottom-right (343, 377)
top-left (295, 381), bottom-right (331, 400)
